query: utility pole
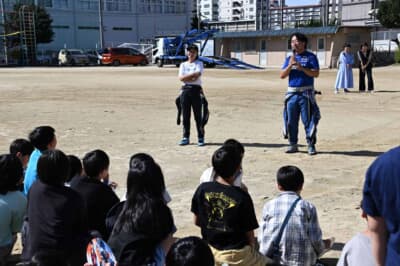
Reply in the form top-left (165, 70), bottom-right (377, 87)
top-left (197, 0), bottom-right (201, 30)
top-left (98, 0), bottom-right (104, 49)
top-left (0, 0), bottom-right (8, 64)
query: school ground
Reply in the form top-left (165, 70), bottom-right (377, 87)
top-left (1, 64), bottom-right (399, 265)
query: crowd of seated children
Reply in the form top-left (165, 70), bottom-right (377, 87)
top-left (4, 125), bottom-right (392, 266)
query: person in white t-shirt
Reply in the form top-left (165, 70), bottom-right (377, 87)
top-left (200, 139), bottom-right (248, 191)
top-left (178, 45), bottom-right (205, 147)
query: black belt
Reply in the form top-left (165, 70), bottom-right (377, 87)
top-left (182, 84), bottom-right (202, 90)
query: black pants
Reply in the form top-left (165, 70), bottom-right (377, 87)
top-left (359, 67), bottom-right (374, 91)
top-left (180, 86), bottom-right (204, 139)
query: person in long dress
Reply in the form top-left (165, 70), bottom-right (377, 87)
top-left (334, 43), bottom-right (354, 94)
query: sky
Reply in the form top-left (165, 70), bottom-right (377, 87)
top-left (285, 0), bottom-right (319, 6)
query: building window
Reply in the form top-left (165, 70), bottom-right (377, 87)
top-left (113, 27), bottom-right (132, 31)
top-left (53, 25), bottom-right (70, 29)
top-left (53, 0), bottom-right (69, 9)
top-left (38, 0), bottom-right (52, 8)
top-left (105, 0), bottom-right (131, 12)
top-left (79, 0), bottom-right (98, 10)
top-left (78, 26), bottom-right (99, 30)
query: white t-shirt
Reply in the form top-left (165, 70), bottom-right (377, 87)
top-left (200, 167), bottom-right (242, 187)
top-left (178, 60), bottom-right (204, 86)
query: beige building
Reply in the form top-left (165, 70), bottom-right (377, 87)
top-left (213, 26), bottom-right (372, 68)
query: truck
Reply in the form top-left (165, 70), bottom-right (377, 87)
top-left (152, 29), bottom-right (263, 70)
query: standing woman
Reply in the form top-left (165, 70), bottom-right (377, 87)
top-left (334, 43), bottom-right (354, 94)
top-left (357, 42), bottom-right (374, 93)
top-left (178, 44), bottom-right (205, 146)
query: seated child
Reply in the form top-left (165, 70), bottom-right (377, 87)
top-left (166, 236), bottom-right (214, 266)
top-left (0, 154), bottom-right (26, 265)
top-left (70, 149), bottom-right (119, 240)
top-left (258, 165), bottom-right (334, 266)
top-left (192, 146), bottom-right (273, 266)
top-left (200, 139), bottom-right (247, 191)
top-left (337, 201), bottom-right (375, 266)
top-left (9, 139), bottom-right (34, 170)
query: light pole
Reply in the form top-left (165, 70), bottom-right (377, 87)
top-left (98, 0), bottom-right (104, 49)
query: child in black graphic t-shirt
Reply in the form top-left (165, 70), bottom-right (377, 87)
top-left (191, 146), bottom-right (274, 266)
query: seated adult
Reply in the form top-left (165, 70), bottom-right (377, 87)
top-left (25, 149), bottom-right (89, 265)
top-left (0, 154), bottom-right (26, 264)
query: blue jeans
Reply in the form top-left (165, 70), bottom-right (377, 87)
top-left (286, 93), bottom-right (314, 145)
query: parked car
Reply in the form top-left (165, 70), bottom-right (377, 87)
top-left (58, 49), bottom-right (90, 66)
top-left (86, 49), bottom-right (103, 65)
top-left (101, 47), bottom-right (148, 66)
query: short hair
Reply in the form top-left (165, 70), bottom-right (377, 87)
top-left (166, 236), bottom-right (214, 266)
top-left (360, 42), bottom-right (369, 49)
top-left (186, 44), bottom-right (199, 53)
top-left (37, 149), bottom-right (69, 186)
top-left (28, 126), bottom-right (56, 151)
top-left (344, 43), bottom-right (351, 48)
top-left (290, 32), bottom-right (308, 48)
top-left (212, 146), bottom-right (242, 179)
top-left (223, 138), bottom-right (245, 156)
top-left (0, 154), bottom-right (23, 194)
top-left (82, 149), bottom-right (109, 178)
top-left (277, 165), bottom-right (304, 191)
top-left (66, 155), bottom-right (82, 183)
top-left (9, 139), bottom-right (34, 156)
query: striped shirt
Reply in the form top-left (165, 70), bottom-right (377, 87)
top-left (258, 191), bottom-right (325, 266)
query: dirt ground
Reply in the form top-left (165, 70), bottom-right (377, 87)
top-left (1, 64), bottom-right (399, 264)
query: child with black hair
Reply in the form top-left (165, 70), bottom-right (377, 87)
top-left (23, 126), bottom-right (57, 195)
top-left (200, 138), bottom-right (246, 190)
top-left (9, 138), bottom-right (34, 170)
top-left (166, 236), bottom-right (214, 266)
top-left (107, 153), bottom-right (175, 266)
top-left (258, 165), bottom-right (334, 266)
top-left (70, 149), bottom-right (119, 241)
top-left (26, 149), bottom-right (89, 266)
top-left (337, 201), bottom-right (374, 266)
top-left (191, 146), bottom-right (272, 266)
top-left (0, 154), bottom-right (26, 265)
top-left (65, 155), bottom-right (83, 186)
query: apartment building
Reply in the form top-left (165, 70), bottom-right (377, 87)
top-left (1, 0), bottom-right (193, 50)
top-left (199, 0), bottom-right (378, 31)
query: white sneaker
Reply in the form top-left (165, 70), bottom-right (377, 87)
top-left (334, 90), bottom-right (339, 94)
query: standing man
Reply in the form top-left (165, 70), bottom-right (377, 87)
top-left (357, 42), bottom-right (374, 93)
top-left (178, 44), bottom-right (205, 147)
top-left (281, 32), bottom-right (320, 155)
top-left (362, 146), bottom-right (400, 265)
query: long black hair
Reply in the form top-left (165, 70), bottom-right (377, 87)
top-left (112, 154), bottom-right (172, 236)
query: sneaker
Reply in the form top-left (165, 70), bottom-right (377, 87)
top-left (369, 90), bottom-right (375, 94)
top-left (344, 89), bottom-right (350, 93)
top-left (197, 138), bottom-right (205, 146)
top-left (334, 89), bottom-right (339, 94)
top-left (286, 144), bottom-right (298, 153)
top-left (179, 138), bottom-right (189, 146)
top-left (308, 144), bottom-right (317, 155)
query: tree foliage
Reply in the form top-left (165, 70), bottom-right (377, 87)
top-left (5, 3), bottom-right (54, 46)
top-left (377, 0), bottom-right (400, 28)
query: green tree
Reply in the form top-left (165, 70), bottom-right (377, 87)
top-left (377, 0), bottom-right (400, 28)
top-left (5, 3), bottom-right (54, 46)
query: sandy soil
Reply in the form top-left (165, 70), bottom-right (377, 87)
top-left (1, 64), bottom-right (399, 264)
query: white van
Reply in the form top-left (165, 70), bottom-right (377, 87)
top-left (58, 49), bottom-right (90, 66)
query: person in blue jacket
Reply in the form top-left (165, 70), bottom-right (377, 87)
top-left (281, 32), bottom-right (321, 155)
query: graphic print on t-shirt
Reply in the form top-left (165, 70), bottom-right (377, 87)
top-left (204, 192), bottom-right (236, 231)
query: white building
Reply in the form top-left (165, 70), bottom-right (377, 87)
top-left (2, 0), bottom-right (193, 50)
